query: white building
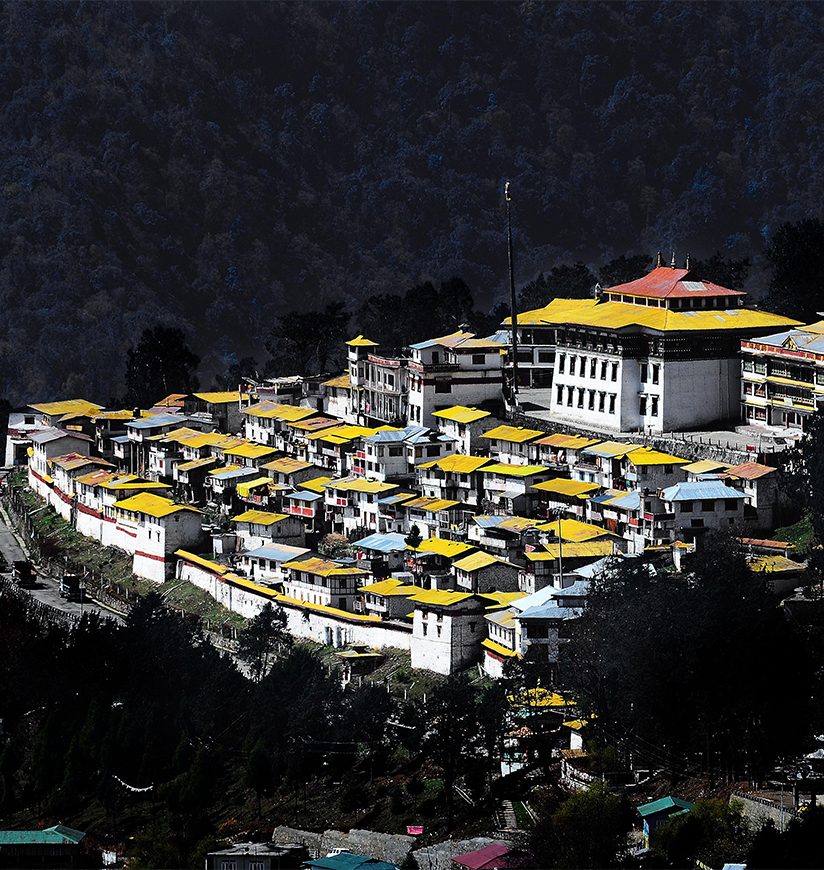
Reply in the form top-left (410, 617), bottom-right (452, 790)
top-left (28, 429), bottom-right (93, 496)
top-left (231, 509), bottom-right (306, 550)
top-left (431, 405), bottom-right (499, 455)
top-left (509, 264), bottom-right (798, 433)
top-left (410, 589), bottom-right (486, 675)
top-left (280, 555), bottom-right (369, 611)
top-left (658, 480), bottom-right (747, 541)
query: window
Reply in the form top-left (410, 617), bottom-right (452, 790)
top-left (598, 392), bottom-right (606, 412)
top-left (610, 362), bottom-right (618, 382)
top-left (639, 397), bottom-right (647, 416)
top-left (652, 364), bottom-right (660, 384)
top-left (640, 363), bottom-right (648, 383)
top-left (579, 356), bottom-right (586, 376)
top-left (608, 394), bottom-right (616, 414)
top-left (701, 500), bottom-right (714, 512)
top-left (651, 397), bottom-right (659, 417)
top-left (569, 354), bottom-right (577, 373)
top-left (388, 446), bottom-right (402, 457)
top-left (690, 518), bottom-right (705, 528)
top-left (468, 622), bottom-right (476, 633)
top-left (590, 358), bottom-right (597, 378)
top-left (724, 499), bottom-right (738, 511)
top-left (435, 381), bottom-right (451, 393)
top-left (538, 351), bottom-right (553, 363)
top-left (680, 500), bottom-right (693, 512)
top-left (577, 388), bottom-right (584, 408)
top-left (600, 361), bottom-right (607, 380)
top-left (472, 353), bottom-right (485, 365)
top-left (432, 351), bottom-right (439, 364)
top-left (220, 862), bottom-right (238, 870)
top-left (588, 390), bottom-right (595, 410)
top-left (426, 445), bottom-right (440, 456)
top-left (558, 354), bottom-right (565, 374)
top-left (556, 384), bottom-right (564, 404)
top-left (566, 387), bottom-right (574, 407)
top-left (250, 862), bottom-right (265, 870)
top-left (422, 624), bottom-right (428, 636)
top-left (436, 625), bottom-right (442, 637)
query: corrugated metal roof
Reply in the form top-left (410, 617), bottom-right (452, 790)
top-left (660, 481), bottom-right (746, 502)
top-left (431, 405), bottom-right (492, 424)
top-left (232, 510), bottom-right (288, 526)
top-left (115, 493), bottom-right (199, 518)
top-left (0, 825), bottom-right (85, 846)
top-left (351, 532), bottom-right (409, 553)
top-left (481, 424), bottom-right (544, 443)
top-left (240, 544), bottom-right (310, 562)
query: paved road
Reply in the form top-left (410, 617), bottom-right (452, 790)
top-left (0, 499), bottom-right (123, 624)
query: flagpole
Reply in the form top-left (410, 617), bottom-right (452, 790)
top-left (506, 181), bottom-right (519, 398)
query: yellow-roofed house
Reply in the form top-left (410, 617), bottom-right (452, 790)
top-left (504, 262), bottom-right (799, 433)
top-left (430, 405), bottom-right (500, 454)
top-left (104, 493), bottom-right (203, 583)
top-left (231, 509), bottom-right (306, 550)
top-left (417, 453), bottom-right (494, 507)
top-left (409, 586), bottom-right (487, 675)
top-left (481, 424), bottom-right (545, 464)
top-left (480, 462), bottom-right (554, 515)
top-left (452, 550), bottom-right (520, 594)
top-left (184, 391), bottom-right (249, 433)
top-left (280, 555), bottom-right (369, 612)
top-left (619, 446), bottom-right (689, 489)
top-left (324, 476), bottom-right (400, 536)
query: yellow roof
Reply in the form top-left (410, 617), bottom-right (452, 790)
top-left (453, 551), bottom-right (506, 572)
top-left (509, 295), bottom-right (801, 333)
top-left (404, 497), bottom-right (460, 512)
top-left (153, 427), bottom-right (203, 444)
top-left (624, 447), bottom-right (688, 466)
top-left (358, 578), bottom-right (423, 596)
top-left (327, 477), bottom-right (398, 494)
top-left (232, 509), bottom-right (288, 526)
top-left (482, 424), bottom-right (544, 444)
top-left (481, 638), bottom-right (519, 658)
top-left (176, 456), bottom-right (219, 472)
top-left (346, 334), bottom-right (379, 347)
top-left (29, 398), bottom-right (104, 416)
top-left (431, 406), bottom-right (492, 424)
top-left (263, 457), bottom-right (314, 474)
top-left (299, 476), bottom-right (333, 493)
top-left (472, 515), bottom-right (539, 534)
top-left (281, 556), bottom-right (368, 578)
top-left (236, 477), bottom-right (274, 497)
top-left (409, 588), bottom-right (476, 607)
top-left (323, 373), bottom-right (351, 389)
top-left (175, 550), bottom-right (231, 575)
top-left (527, 540), bottom-right (616, 560)
top-left (418, 454), bottom-right (493, 474)
top-left (681, 459), bottom-right (731, 474)
top-left (482, 462), bottom-right (549, 477)
top-left (288, 416), bottom-right (340, 432)
top-left (413, 538), bottom-right (475, 558)
top-left (244, 402), bottom-right (316, 422)
top-left (193, 390), bottom-right (240, 404)
top-left (100, 478), bottom-right (170, 491)
top-left (537, 518), bottom-right (611, 542)
top-left (113, 492), bottom-right (200, 519)
top-left (508, 687), bottom-right (574, 708)
top-left (748, 555), bottom-right (806, 573)
top-left (482, 590), bottom-right (527, 608)
top-left (534, 433), bottom-right (601, 450)
top-left (532, 478), bottom-right (601, 498)
top-left (177, 431), bottom-right (236, 449)
top-left (223, 443), bottom-right (279, 460)
top-left (308, 424), bottom-right (394, 443)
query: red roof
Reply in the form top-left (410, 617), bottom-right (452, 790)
top-left (722, 462), bottom-right (777, 480)
top-left (452, 843), bottom-right (531, 870)
top-left (606, 266), bottom-right (745, 300)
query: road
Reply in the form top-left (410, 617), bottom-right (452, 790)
top-left (0, 497), bottom-right (124, 624)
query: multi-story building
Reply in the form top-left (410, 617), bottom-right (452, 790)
top-left (509, 264), bottom-right (798, 433)
top-left (740, 320), bottom-right (824, 434)
top-left (347, 331), bottom-right (505, 429)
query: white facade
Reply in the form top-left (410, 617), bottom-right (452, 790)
top-left (410, 596), bottom-right (486, 675)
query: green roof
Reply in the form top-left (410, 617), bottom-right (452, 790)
top-left (636, 796), bottom-right (694, 818)
top-left (0, 825), bottom-right (85, 845)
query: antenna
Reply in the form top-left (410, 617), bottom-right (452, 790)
top-left (505, 181), bottom-right (519, 399)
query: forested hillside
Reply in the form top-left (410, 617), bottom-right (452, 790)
top-left (1, 1), bottom-right (823, 402)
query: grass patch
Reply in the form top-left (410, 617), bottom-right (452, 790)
top-left (774, 513), bottom-right (815, 555)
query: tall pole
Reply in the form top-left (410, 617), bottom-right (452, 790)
top-left (506, 181), bottom-right (519, 397)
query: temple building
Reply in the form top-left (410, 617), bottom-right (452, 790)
top-left (740, 320), bottom-right (824, 434)
top-left (507, 263), bottom-right (798, 433)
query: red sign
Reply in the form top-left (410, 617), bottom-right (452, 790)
top-left (406, 826), bottom-right (424, 835)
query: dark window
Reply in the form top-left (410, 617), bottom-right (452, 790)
top-left (426, 445), bottom-right (440, 456)
top-left (680, 501), bottom-right (693, 512)
top-left (640, 363), bottom-right (648, 382)
top-left (435, 381), bottom-right (451, 393)
top-left (558, 354), bottom-right (566, 374)
top-left (690, 518), bottom-right (705, 528)
top-left (701, 500), bottom-right (714, 512)
top-left (639, 397), bottom-right (647, 416)
top-left (724, 498), bottom-right (738, 511)
top-left (472, 353), bottom-right (485, 364)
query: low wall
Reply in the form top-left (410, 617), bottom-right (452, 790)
top-left (177, 559), bottom-right (412, 651)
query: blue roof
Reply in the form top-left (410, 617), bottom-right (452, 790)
top-left (126, 413), bottom-right (188, 429)
top-left (212, 467), bottom-right (258, 480)
top-left (474, 515), bottom-right (508, 529)
top-left (111, 434), bottom-right (130, 443)
top-left (607, 491), bottom-right (641, 511)
top-left (660, 481), bottom-right (745, 502)
top-left (755, 326), bottom-right (824, 354)
top-left (304, 853), bottom-right (398, 870)
top-left (241, 545), bottom-right (310, 562)
top-left (409, 339), bottom-right (437, 350)
top-left (514, 584), bottom-right (564, 612)
top-left (287, 490), bottom-right (323, 502)
top-left (519, 602), bottom-right (582, 621)
top-left (352, 532), bottom-right (409, 553)
top-left (0, 825), bottom-right (85, 845)
top-left (366, 425), bottom-right (428, 444)
top-left (550, 579), bottom-right (590, 598)
top-left (637, 796), bottom-right (694, 817)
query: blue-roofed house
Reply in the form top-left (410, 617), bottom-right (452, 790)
top-left (361, 425), bottom-right (457, 481)
top-left (513, 582), bottom-right (589, 667)
top-left (0, 824), bottom-right (89, 868)
top-left (659, 479), bottom-right (747, 541)
top-left (352, 531), bottom-right (410, 576)
top-left (236, 543), bottom-right (311, 584)
top-left (283, 488), bottom-right (327, 535)
top-left (636, 796), bottom-right (694, 846)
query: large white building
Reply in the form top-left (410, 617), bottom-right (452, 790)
top-left (509, 264), bottom-right (798, 433)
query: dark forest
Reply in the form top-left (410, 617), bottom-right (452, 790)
top-left (2, 1), bottom-right (824, 403)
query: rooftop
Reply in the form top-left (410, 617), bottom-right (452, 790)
top-left (431, 405), bottom-right (492, 424)
top-left (113, 493), bottom-right (200, 519)
top-left (606, 265), bottom-right (745, 300)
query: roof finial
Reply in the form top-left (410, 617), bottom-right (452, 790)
top-left (656, 251), bottom-right (662, 267)
top-left (685, 253), bottom-right (690, 270)
top-left (670, 250), bottom-right (677, 268)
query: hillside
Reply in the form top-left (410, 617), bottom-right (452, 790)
top-left (1, 1), bottom-right (823, 402)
